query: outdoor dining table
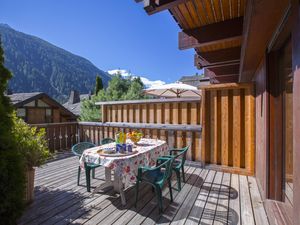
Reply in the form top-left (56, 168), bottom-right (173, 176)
top-left (79, 138), bottom-right (169, 205)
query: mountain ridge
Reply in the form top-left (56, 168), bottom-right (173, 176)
top-left (0, 23), bottom-right (111, 102)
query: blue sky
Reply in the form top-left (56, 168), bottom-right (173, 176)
top-left (0, 0), bottom-right (200, 83)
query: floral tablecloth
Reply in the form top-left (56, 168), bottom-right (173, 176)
top-left (79, 138), bottom-right (169, 188)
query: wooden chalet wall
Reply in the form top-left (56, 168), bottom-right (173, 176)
top-left (201, 83), bottom-right (255, 175)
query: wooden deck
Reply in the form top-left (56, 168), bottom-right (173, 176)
top-left (19, 155), bottom-right (269, 225)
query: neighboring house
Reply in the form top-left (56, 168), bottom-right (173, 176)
top-left (8, 92), bottom-right (77, 124)
top-left (63, 90), bottom-right (91, 117)
top-left (179, 75), bottom-right (210, 88)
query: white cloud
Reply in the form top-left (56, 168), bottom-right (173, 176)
top-left (107, 69), bottom-right (166, 88)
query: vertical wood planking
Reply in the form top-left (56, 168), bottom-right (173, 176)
top-left (129, 105), bottom-right (135, 123)
top-left (164, 103), bottom-right (171, 124)
top-left (221, 89), bottom-right (229, 166)
top-left (142, 104), bottom-right (147, 123)
top-left (149, 104), bottom-right (155, 123)
top-left (172, 102), bottom-right (179, 124)
top-left (112, 105), bottom-right (117, 122)
top-left (156, 103), bottom-right (163, 124)
top-left (233, 89), bottom-right (242, 167)
top-left (117, 105), bottom-right (123, 122)
top-left (181, 102), bottom-right (189, 124)
top-left (190, 102), bottom-right (198, 125)
top-left (245, 87), bottom-right (255, 173)
top-left (210, 90), bottom-right (217, 164)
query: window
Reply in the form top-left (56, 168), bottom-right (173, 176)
top-left (45, 109), bottom-right (52, 123)
top-left (16, 108), bottom-right (26, 117)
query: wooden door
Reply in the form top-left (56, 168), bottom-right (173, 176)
top-left (27, 108), bottom-right (45, 124)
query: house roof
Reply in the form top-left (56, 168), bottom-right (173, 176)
top-left (7, 92), bottom-right (77, 118)
top-left (63, 93), bottom-right (90, 116)
top-left (63, 102), bottom-right (81, 116)
top-left (8, 92), bottom-right (43, 106)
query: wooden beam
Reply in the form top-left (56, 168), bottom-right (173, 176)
top-left (208, 64), bottom-right (240, 75)
top-left (195, 54), bottom-right (240, 69)
top-left (239, 0), bottom-right (290, 82)
top-left (210, 75), bottom-right (239, 84)
top-left (179, 17), bottom-right (243, 50)
top-left (196, 47), bottom-right (241, 64)
top-left (144, 0), bottom-right (190, 15)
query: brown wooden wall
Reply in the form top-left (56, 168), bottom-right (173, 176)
top-left (254, 59), bottom-right (268, 199)
top-left (101, 98), bottom-right (201, 125)
top-left (98, 98), bottom-right (202, 161)
top-left (200, 83), bottom-right (255, 175)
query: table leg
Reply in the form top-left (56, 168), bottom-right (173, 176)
top-left (93, 167), bottom-right (113, 193)
top-left (113, 176), bottom-right (126, 205)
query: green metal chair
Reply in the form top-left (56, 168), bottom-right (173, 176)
top-left (72, 142), bottom-right (100, 191)
top-left (101, 138), bottom-right (115, 145)
top-left (135, 157), bottom-right (174, 213)
top-left (164, 146), bottom-right (189, 191)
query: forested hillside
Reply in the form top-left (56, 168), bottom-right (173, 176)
top-left (0, 24), bottom-right (111, 102)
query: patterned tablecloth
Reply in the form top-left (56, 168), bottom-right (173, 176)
top-left (79, 138), bottom-right (169, 188)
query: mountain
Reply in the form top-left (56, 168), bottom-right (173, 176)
top-left (0, 24), bottom-right (111, 102)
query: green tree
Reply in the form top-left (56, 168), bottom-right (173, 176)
top-left (0, 36), bottom-right (26, 224)
top-left (123, 77), bottom-right (145, 100)
top-left (94, 75), bottom-right (103, 95)
top-left (80, 74), bottom-right (146, 121)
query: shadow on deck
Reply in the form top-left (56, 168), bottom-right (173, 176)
top-left (19, 155), bottom-right (269, 225)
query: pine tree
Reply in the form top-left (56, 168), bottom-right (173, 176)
top-left (0, 35), bottom-right (26, 224)
top-left (95, 75), bottom-right (103, 95)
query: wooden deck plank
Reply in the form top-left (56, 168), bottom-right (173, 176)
top-left (184, 170), bottom-right (217, 225)
top-left (109, 167), bottom-right (189, 225)
top-left (128, 167), bottom-right (195, 225)
top-left (156, 167), bottom-right (203, 224)
top-left (170, 169), bottom-right (209, 225)
top-left (199, 171), bottom-right (224, 224)
top-left (248, 176), bottom-right (269, 224)
top-left (213, 172), bottom-right (231, 225)
top-left (18, 155), bottom-right (267, 225)
top-left (239, 175), bottom-right (255, 225)
top-left (228, 173), bottom-right (240, 225)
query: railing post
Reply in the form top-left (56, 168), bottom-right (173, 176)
top-left (167, 130), bottom-right (175, 149)
top-left (101, 104), bottom-right (106, 123)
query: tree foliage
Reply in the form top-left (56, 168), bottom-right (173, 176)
top-left (80, 74), bottom-right (147, 121)
top-left (0, 36), bottom-right (26, 225)
top-left (95, 75), bottom-right (103, 95)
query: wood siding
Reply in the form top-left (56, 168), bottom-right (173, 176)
top-left (200, 83), bottom-right (255, 175)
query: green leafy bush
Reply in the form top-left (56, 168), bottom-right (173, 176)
top-left (12, 114), bottom-right (51, 168)
top-left (0, 35), bottom-right (25, 225)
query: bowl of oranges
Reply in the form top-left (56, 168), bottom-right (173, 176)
top-left (127, 131), bottom-right (143, 144)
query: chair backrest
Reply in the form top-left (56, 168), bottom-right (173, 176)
top-left (173, 146), bottom-right (189, 166)
top-left (160, 157), bottom-right (174, 182)
top-left (71, 142), bottom-right (96, 157)
top-left (101, 138), bottom-right (115, 145)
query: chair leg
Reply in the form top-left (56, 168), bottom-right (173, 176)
top-left (85, 165), bottom-right (91, 192)
top-left (176, 170), bottom-right (181, 191)
top-left (154, 186), bottom-right (163, 214)
top-left (77, 166), bottom-right (81, 186)
top-left (92, 168), bottom-right (95, 179)
top-left (134, 181), bottom-right (139, 208)
top-left (168, 178), bottom-right (173, 202)
top-left (181, 166), bottom-right (186, 183)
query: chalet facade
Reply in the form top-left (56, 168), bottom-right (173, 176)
top-left (137, 0), bottom-right (300, 224)
top-left (8, 92), bottom-right (77, 124)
